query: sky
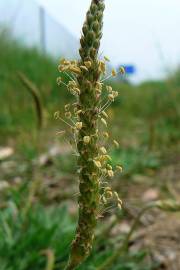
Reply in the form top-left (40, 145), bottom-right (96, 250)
top-left (37, 0), bottom-right (180, 82)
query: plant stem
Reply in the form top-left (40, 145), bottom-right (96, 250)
top-left (65, 0), bottom-right (105, 269)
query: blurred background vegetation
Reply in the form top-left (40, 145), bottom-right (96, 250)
top-left (0, 30), bottom-right (180, 270)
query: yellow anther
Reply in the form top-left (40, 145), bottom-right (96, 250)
top-left (116, 165), bottom-right (123, 172)
top-left (54, 111), bottom-right (60, 119)
top-left (103, 155), bottom-right (112, 161)
top-left (102, 111), bottom-right (108, 118)
top-left (105, 187), bottom-right (112, 192)
top-left (100, 147), bottom-right (107, 154)
top-left (99, 61), bottom-right (106, 74)
top-left (71, 60), bottom-right (77, 65)
top-left (119, 66), bottom-right (126, 74)
top-left (103, 132), bottom-right (109, 138)
top-left (84, 61), bottom-right (92, 68)
top-left (106, 190), bottom-right (113, 198)
top-left (68, 81), bottom-right (77, 87)
top-left (102, 196), bottom-right (107, 204)
top-left (102, 168), bottom-right (107, 174)
top-left (99, 155), bottom-right (104, 162)
top-left (70, 126), bottom-right (76, 133)
top-left (58, 66), bottom-right (63, 72)
top-left (75, 122), bottom-right (83, 130)
top-left (113, 140), bottom-right (119, 148)
top-left (96, 88), bottom-right (102, 95)
top-left (96, 82), bottom-right (103, 90)
top-left (60, 58), bottom-right (65, 64)
top-left (107, 170), bottom-right (114, 177)
top-left (56, 77), bottom-right (62, 85)
top-left (65, 104), bottom-right (70, 111)
top-left (111, 69), bottom-right (117, 77)
top-left (74, 88), bottom-right (81, 95)
top-left (83, 136), bottom-right (90, 144)
top-left (69, 66), bottom-right (81, 74)
top-left (112, 91), bottom-right (119, 97)
top-left (114, 191), bottom-right (119, 199)
top-left (106, 85), bottom-right (113, 94)
top-left (80, 65), bottom-right (89, 72)
top-left (101, 118), bottom-right (107, 127)
top-left (76, 110), bottom-right (82, 115)
top-left (118, 198), bottom-right (123, 205)
top-left (106, 86), bottom-right (113, 93)
top-left (93, 160), bottom-right (102, 168)
top-left (63, 60), bottom-right (71, 65)
top-left (108, 94), bottom-right (114, 101)
top-left (104, 56), bottom-right (110, 62)
top-left (59, 65), bottom-right (69, 72)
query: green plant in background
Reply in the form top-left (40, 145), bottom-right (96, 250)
top-left (55, 0), bottom-right (124, 269)
top-left (0, 182), bottom-right (75, 270)
top-left (17, 72), bottom-right (43, 129)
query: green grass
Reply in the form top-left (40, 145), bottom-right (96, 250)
top-left (0, 30), bottom-right (71, 138)
top-left (0, 184), bottom-right (153, 270)
top-left (0, 203), bottom-right (74, 269)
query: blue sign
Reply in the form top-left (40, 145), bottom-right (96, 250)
top-left (121, 65), bottom-right (136, 75)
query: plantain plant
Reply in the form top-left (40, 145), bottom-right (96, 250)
top-left (55, 0), bottom-right (125, 269)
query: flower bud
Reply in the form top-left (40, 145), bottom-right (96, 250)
top-left (92, 21), bottom-right (99, 32)
top-left (86, 31), bottom-right (95, 46)
top-left (80, 38), bottom-right (86, 48)
top-left (87, 13), bottom-right (93, 25)
top-left (93, 40), bottom-right (100, 49)
top-left (90, 48), bottom-right (96, 58)
top-left (90, 3), bottom-right (97, 13)
top-left (82, 24), bottom-right (88, 35)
